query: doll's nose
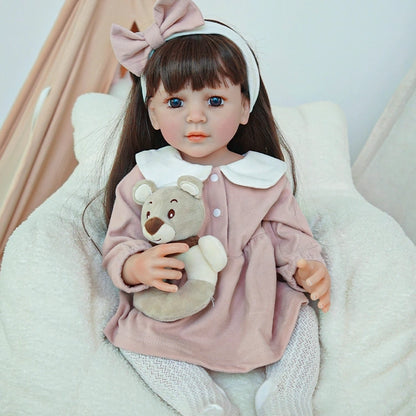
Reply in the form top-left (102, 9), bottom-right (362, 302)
top-left (186, 105), bottom-right (206, 123)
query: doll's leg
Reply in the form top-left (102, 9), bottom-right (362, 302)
top-left (255, 305), bottom-right (320, 416)
top-left (120, 349), bottom-right (240, 416)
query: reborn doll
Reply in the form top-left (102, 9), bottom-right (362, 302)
top-left (103, 1), bottom-right (331, 415)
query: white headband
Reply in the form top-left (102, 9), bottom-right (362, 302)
top-left (140, 21), bottom-right (260, 112)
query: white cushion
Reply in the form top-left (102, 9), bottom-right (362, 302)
top-left (353, 59), bottom-right (416, 244)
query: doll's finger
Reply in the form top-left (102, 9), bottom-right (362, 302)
top-left (152, 279), bottom-right (179, 293)
top-left (296, 258), bottom-right (308, 270)
top-left (319, 301), bottom-right (330, 313)
top-left (157, 243), bottom-right (189, 256)
top-left (319, 291), bottom-right (331, 305)
top-left (157, 257), bottom-right (185, 271)
top-left (317, 292), bottom-right (331, 312)
top-left (315, 288), bottom-right (331, 305)
top-left (296, 259), bottom-right (312, 283)
top-left (305, 270), bottom-right (325, 287)
top-left (310, 277), bottom-right (330, 300)
top-left (158, 267), bottom-right (183, 281)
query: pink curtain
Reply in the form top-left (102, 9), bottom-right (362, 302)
top-left (0, 0), bottom-right (155, 259)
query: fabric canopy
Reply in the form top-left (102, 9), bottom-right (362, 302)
top-left (0, 0), bottom-right (155, 260)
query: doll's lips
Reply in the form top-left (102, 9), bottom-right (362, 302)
top-left (186, 132), bottom-right (208, 142)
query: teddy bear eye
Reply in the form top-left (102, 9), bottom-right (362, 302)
top-left (168, 209), bottom-right (175, 219)
top-left (146, 211), bottom-right (151, 219)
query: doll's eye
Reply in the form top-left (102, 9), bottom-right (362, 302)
top-left (168, 98), bottom-right (183, 108)
top-left (208, 96), bottom-right (224, 107)
top-left (146, 211), bottom-right (151, 219)
top-left (168, 209), bottom-right (175, 219)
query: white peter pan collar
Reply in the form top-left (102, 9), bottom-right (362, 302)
top-left (135, 146), bottom-right (287, 189)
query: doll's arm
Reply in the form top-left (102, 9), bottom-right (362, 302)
top-left (103, 165), bottom-right (169, 292)
top-left (295, 259), bottom-right (331, 312)
top-left (103, 166), bottom-right (189, 293)
top-left (264, 177), bottom-right (327, 296)
top-left (102, 166), bottom-right (151, 292)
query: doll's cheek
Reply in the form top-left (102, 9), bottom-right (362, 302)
top-left (148, 107), bottom-right (160, 130)
top-left (240, 99), bottom-right (250, 125)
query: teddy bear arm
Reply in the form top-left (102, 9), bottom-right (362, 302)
top-left (198, 235), bottom-right (227, 272)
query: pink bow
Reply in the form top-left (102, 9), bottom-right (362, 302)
top-left (111, 0), bottom-right (204, 76)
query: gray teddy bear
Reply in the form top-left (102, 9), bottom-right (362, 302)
top-left (132, 175), bottom-right (227, 322)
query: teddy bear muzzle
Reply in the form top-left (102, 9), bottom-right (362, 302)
top-left (144, 217), bottom-right (175, 243)
top-left (145, 217), bottom-right (164, 234)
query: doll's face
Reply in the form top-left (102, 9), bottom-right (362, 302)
top-left (147, 79), bottom-right (250, 166)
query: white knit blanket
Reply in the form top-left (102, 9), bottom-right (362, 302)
top-left (0, 93), bottom-right (415, 415)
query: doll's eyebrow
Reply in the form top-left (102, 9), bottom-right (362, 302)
top-left (170, 199), bottom-right (178, 203)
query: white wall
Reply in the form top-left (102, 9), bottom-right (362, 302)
top-left (1, 0), bottom-right (415, 162)
top-left (196, 0), bottom-right (416, 161)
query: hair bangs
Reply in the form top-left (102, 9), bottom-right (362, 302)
top-left (144, 34), bottom-right (249, 99)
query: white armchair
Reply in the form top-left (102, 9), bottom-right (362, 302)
top-left (1, 90), bottom-right (414, 415)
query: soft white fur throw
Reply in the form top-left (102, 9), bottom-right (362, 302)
top-left (0, 92), bottom-right (415, 415)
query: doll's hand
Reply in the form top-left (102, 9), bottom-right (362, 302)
top-left (295, 259), bottom-right (331, 312)
top-left (122, 243), bottom-right (189, 292)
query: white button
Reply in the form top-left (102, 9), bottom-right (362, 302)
top-left (213, 208), bottom-right (221, 217)
top-left (210, 173), bottom-right (219, 182)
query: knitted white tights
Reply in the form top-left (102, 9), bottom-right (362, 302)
top-left (255, 305), bottom-right (320, 416)
top-left (121, 305), bottom-right (318, 416)
top-left (120, 349), bottom-right (240, 416)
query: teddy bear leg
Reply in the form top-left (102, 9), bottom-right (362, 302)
top-left (133, 279), bottom-right (215, 322)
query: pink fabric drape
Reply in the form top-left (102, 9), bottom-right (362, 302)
top-left (0, 0), bottom-right (155, 260)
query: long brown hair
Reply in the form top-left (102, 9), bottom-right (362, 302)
top-left (104, 27), bottom-right (296, 224)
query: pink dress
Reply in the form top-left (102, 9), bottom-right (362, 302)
top-left (103, 146), bottom-right (324, 373)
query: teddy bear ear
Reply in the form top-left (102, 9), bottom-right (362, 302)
top-left (132, 180), bottom-right (157, 205)
top-left (177, 175), bottom-right (203, 199)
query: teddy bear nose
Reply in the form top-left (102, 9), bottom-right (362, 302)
top-left (145, 217), bottom-right (164, 235)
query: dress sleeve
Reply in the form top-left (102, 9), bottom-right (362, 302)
top-left (263, 176), bottom-right (325, 291)
top-left (102, 165), bottom-right (152, 293)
